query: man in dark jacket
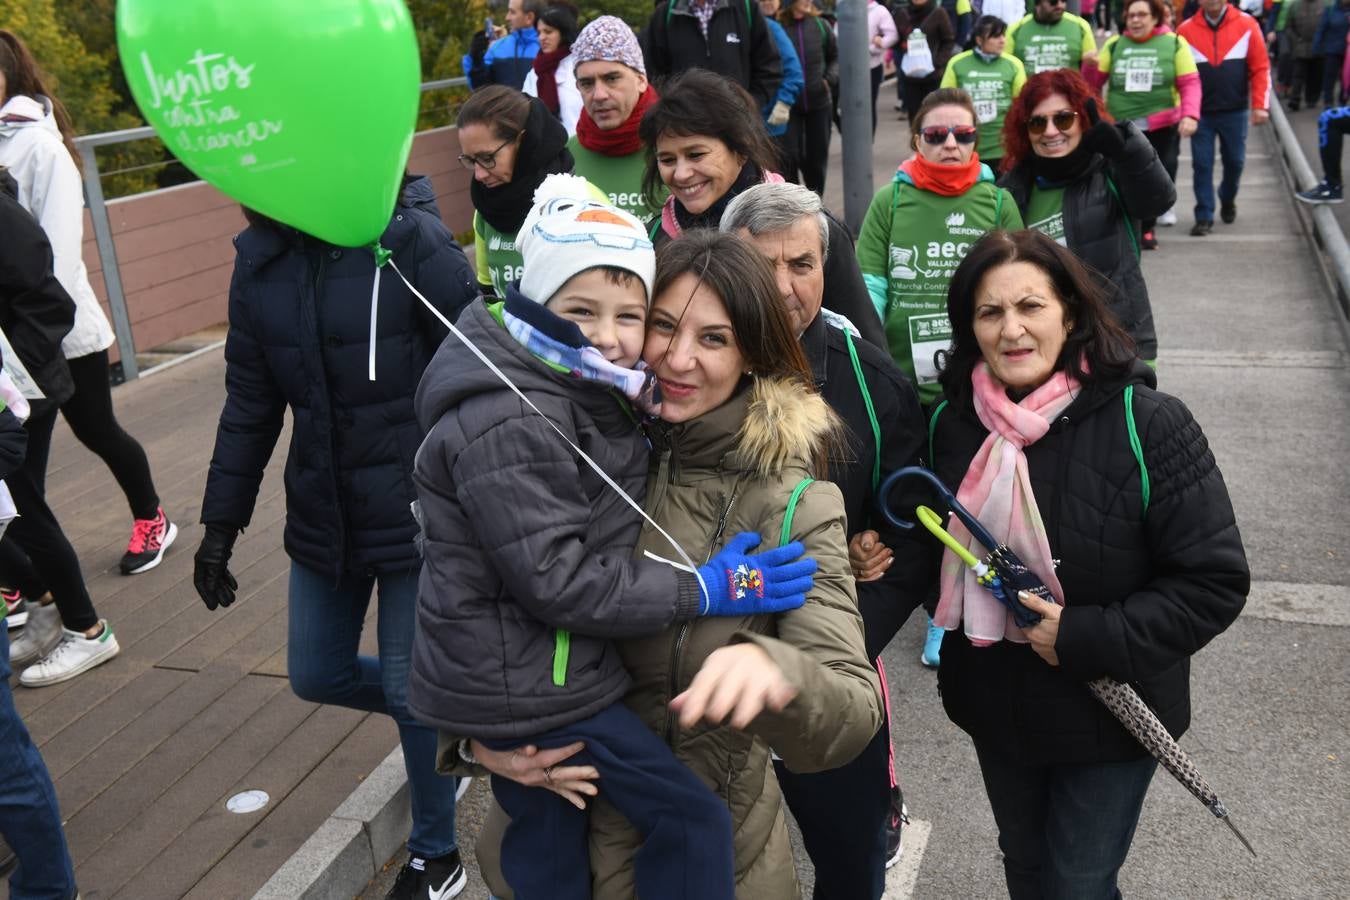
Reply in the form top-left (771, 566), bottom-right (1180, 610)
top-left (194, 174), bottom-right (479, 900)
top-left (643, 0), bottom-right (785, 108)
top-left (723, 182), bottom-right (934, 896)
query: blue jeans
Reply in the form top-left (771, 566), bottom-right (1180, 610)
top-left (0, 629), bottom-right (77, 900)
top-left (288, 562), bottom-right (457, 858)
top-left (1191, 109), bottom-right (1249, 222)
top-left (974, 740), bottom-right (1158, 900)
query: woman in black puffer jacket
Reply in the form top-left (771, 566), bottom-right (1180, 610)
top-left (998, 69), bottom-right (1172, 363)
top-left (926, 231), bottom-right (1248, 899)
top-left (194, 174), bottom-right (479, 891)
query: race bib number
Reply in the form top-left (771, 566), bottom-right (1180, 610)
top-left (1124, 66), bottom-right (1154, 93)
top-left (908, 313), bottom-right (952, 384)
top-left (975, 100), bottom-right (998, 124)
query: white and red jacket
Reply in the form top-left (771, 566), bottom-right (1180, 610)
top-left (1177, 5), bottom-right (1270, 115)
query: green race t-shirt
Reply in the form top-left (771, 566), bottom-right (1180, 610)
top-left (473, 212), bottom-right (524, 297)
top-left (940, 52), bottom-right (1027, 163)
top-left (1007, 13), bottom-right (1096, 74)
top-left (1025, 185), bottom-right (1067, 246)
top-left (855, 172), bottom-right (1025, 404)
top-left (567, 136), bottom-right (663, 226)
top-left (1103, 33), bottom-right (1180, 122)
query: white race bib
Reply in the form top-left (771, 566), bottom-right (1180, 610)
top-left (975, 99), bottom-right (998, 123)
top-left (1124, 67), bottom-right (1154, 93)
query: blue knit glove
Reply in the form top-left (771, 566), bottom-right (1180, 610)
top-left (696, 532), bottom-right (817, 617)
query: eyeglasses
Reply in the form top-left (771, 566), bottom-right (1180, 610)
top-left (1045, 0), bottom-right (1068, 6)
top-left (1027, 110), bottom-right (1079, 135)
top-left (919, 124), bottom-right (979, 145)
top-left (457, 133), bottom-right (520, 171)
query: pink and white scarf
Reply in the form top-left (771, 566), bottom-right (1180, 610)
top-left (933, 363), bottom-right (1080, 645)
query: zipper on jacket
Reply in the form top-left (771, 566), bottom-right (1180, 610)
top-left (664, 487), bottom-right (739, 745)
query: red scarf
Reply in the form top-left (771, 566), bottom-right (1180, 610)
top-left (899, 153), bottom-right (983, 196)
top-left (532, 47), bottom-right (569, 115)
top-left (575, 84), bottom-right (659, 157)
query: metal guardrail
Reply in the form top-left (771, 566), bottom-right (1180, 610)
top-left (1268, 100), bottom-right (1350, 335)
top-left (72, 76), bottom-right (469, 380)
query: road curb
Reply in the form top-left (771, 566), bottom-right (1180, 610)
top-left (252, 747), bottom-right (409, 900)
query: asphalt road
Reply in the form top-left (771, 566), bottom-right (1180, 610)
top-left (362, 101), bottom-right (1350, 900)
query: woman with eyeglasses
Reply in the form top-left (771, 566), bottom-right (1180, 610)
top-left (939, 16), bottom-right (1028, 171)
top-left (1091, 0), bottom-right (1199, 248)
top-left (457, 85), bottom-right (601, 296)
top-left (998, 68), bottom-right (1172, 367)
top-left (857, 87), bottom-right (1023, 409)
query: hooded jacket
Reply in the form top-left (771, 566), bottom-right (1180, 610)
top-left (459, 375), bottom-right (883, 899)
top-left (929, 362), bottom-right (1249, 763)
top-left (200, 175), bottom-right (477, 579)
top-left (406, 297), bottom-right (701, 740)
top-left (0, 95), bottom-right (115, 360)
top-left (589, 376), bottom-right (881, 898)
top-left (0, 168), bottom-right (75, 408)
top-left (1178, 5), bottom-right (1271, 114)
top-left (999, 121), bottom-right (1171, 360)
top-left (644, 0), bottom-right (785, 108)
top-left (466, 26), bottom-right (541, 89)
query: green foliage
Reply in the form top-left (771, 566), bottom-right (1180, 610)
top-left (1, 0), bottom-right (655, 199)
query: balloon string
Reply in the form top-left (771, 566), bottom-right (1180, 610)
top-left (368, 261), bottom-right (381, 382)
top-left (384, 259), bottom-right (710, 603)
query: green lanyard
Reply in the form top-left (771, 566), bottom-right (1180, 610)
top-left (843, 330), bottom-right (882, 493)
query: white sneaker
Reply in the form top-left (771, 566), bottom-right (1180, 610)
top-left (1158, 208), bottom-right (1177, 227)
top-left (9, 601), bottom-right (63, 668)
top-left (20, 621), bottom-right (120, 687)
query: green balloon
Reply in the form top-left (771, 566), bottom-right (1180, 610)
top-left (117, 0), bottom-right (420, 248)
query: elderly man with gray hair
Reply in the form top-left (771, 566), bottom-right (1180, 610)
top-left (721, 181), bottom-right (935, 896)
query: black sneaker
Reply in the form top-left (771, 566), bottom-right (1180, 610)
top-left (1190, 219), bottom-right (1214, 236)
top-left (119, 507), bottom-right (178, 575)
top-left (1220, 201), bottom-right (1237, 224)
top-left (1297, 181), bottom-right (1345, 204)
top-left (884, 786), bottom-right (910, 869)
top-left (386, 849), bottom-right (466, 900)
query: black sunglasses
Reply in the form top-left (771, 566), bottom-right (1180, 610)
top-left (1027, 110), bottom-right (1079, 135)
top-left (920, 124), bottom-right (979, 145)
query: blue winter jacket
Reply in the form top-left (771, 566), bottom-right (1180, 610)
top-left (1314, 3), bottom-right (1350, 56)
top-left (202, 175), bottom-right (478, 579)
top-left (465, 27), bottom-right (540, 89)
top-left (764, 19), bottom-right (805, 137)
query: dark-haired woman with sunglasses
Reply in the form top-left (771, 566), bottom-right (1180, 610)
top-left (857, 88), bottom-right (1022, 408)
top-left (998, 69), bottom-right (1172, 366)
top-left (939, 16), bottom-right (1027, 170)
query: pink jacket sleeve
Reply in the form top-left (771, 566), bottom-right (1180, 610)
top-left (1177, 71), bottom-right (1201, 121)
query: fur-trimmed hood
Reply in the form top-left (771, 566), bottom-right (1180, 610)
top-left (650, 375), bottom-right (841, 479)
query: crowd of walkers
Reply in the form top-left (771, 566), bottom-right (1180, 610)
top-left (0, 2), bottom-right (1269, 899)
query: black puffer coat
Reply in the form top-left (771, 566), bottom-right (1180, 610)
top-left (783, 12), bottom-right (838, 112)
top-left (930, 362), bottom-right (1249, 763)
top-left (0, 168), bottom-right (74, 409)
top-left (201, 176), bottom-right (477, 579)
top-left (999, 123), bottom-right (1172, 360)
top-left (407, 296), bottom-right (700, 740)
top-left (644, 0), bottom-right (784, 107)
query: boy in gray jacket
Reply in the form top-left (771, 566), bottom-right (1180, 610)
top-left (408, 178), bottom-right (815, 899)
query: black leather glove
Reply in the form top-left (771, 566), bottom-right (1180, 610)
top-left (1081, 99), bottom-right (1127, 160)
top-left (469, 31), bottom-right (490, 65)
top-left (194, 524), bottom-right (240, 611)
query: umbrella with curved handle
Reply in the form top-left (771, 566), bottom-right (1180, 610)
top-left (879, 466), bottom-right (1256, 857)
